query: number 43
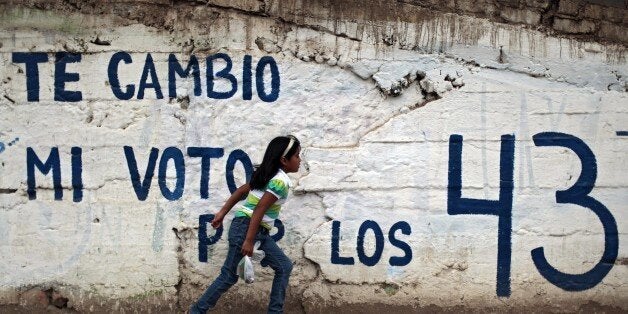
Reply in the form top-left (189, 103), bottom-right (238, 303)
top-left (448, 132), bottom-right (619, 297)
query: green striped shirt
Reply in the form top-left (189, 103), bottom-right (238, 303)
top-left (235, 169), bottom-right (291, 230)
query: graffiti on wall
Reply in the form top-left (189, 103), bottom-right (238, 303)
top-left (26, 146), bottom-right (255, 202)
top-left (192, 132), bottom-right (619, 297)
top-left (11, 52), bottom-right (280, 102)
top-left (7, 51), bottom-right (622, 298)
top-left (447, 132), bottom-right (618, 296)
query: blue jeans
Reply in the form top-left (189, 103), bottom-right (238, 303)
top-left (190, 217), bottom-right (293, 314)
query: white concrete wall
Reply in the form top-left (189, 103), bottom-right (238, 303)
top-left (0, 3), bottom-right (626, 312)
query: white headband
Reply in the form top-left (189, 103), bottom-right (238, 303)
top-left (282, 137), bottom-right (295, 158)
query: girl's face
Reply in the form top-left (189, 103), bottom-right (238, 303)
top-left (281, 146), bottom-right (301, 173)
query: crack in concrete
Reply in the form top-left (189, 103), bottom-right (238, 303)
top-left (299, 185), bottom-right (450, 194)
top-left (275, 15), bottom-right (363, 43)
top-left (299, 191), bottom-right (330, 290)
top-left (171, 227), bottom-right (185, 312)
top-left (297, 184), bottom-right (628, 194)
top-left (356, 98), bottom-right (432, 142)
top-left (304, 85), bottom-right (443, 151)
top-left (514, 228), bottom-right (622, 238)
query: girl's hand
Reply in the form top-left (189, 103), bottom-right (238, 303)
top-left (211, 213), bottom-right (224, 229)
top-left (241, 239), bottom-right (254, 257)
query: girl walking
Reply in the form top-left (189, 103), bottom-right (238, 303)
top-left (190, 135), bottom-right (301, 314)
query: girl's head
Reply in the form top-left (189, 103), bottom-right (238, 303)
top-left (249, 135), bottom-right (301, 190)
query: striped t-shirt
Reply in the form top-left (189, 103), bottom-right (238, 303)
top-left (234, 169), bottom-right (291, 230)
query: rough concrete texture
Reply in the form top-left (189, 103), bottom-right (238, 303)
top-left (0, 0), bottom-right (627, 312)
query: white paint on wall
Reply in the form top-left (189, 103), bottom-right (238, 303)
top-left (0, 4), bottom-right (626, 311)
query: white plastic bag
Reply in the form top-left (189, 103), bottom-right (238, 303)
top-left (237, 241), bottom-right (264, 284)
top-left (237, 255), bottom-right (255, 283)
top-left (251, 241), bottom-right (265, 262)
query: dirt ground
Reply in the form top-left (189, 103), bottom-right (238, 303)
top-left (1, 301), bottom-right (626, 314)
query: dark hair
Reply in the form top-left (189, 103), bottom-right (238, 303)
top-left (249, 135), bottom-right (300, 190)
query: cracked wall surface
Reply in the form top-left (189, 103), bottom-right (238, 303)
top-left (0, 1), bottom-right (627, 312)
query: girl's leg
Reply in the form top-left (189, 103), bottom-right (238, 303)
top-left (259, 236), bottom-right (293, 314)
top-left (190, 217), bottom-right (249, 313)
top-left (190, 241), bottom-right (243, 313)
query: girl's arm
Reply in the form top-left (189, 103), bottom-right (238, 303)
top-left (241, 191), bottom-right (278, 256)
top-left (211, 183), bottom-right (251, 229)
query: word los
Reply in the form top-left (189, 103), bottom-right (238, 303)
top-left (331, 220), bottom-right (412, 267)
top-left (11, 52), bottom-right (280, 102)
top-left (196, 218), bottom-right (412, 267)
top-left (25, 146), bottom-right (254, 202)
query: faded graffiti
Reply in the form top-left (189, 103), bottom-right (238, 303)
top-left (0, 201), bottom-right (93, 287)
top-left (0, 137), bottom-right (19, 154)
